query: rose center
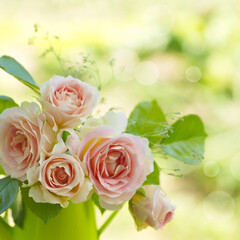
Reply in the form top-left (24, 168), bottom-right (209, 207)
top-left (52, 167), bottom-right (69, 185)
top-left (103, 149), bottom-right (128, 178)
top-left (9, 129), bottom-right (28, 159)
top-left (55, 84), bottom-right (83, 106)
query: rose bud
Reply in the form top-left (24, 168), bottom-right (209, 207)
top-left (129, 185), bottom-right (176, 230)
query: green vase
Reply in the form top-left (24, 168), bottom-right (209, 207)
top-left (11, 201), bottom-right (98, 240)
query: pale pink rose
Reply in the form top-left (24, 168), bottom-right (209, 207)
top-left (79, 110), bottom-right (128, 139)
top-left (29, 154), bottom-right (93, 208)
top-left (39, 75), bottom-right (99, 128)
top-left (78, 126), bottom-right (154, 210)
top-left (41, 120), bottom-right (56, 154)
top-left (130, 185), bottom-right (176, 230)
top-left (0, 102), bottom-right (50, 181)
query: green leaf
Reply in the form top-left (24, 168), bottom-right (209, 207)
top-left (135, 188), bottom-right (146, 197)
top-left (21, 187), bottom-right (62, 224)
top-left (92, 192), bottom-right (105, 214)
top-left (0, 166), bottom-right (5, 175)
top-left (62, 131), bottom-right (71, 143)
top-left (0, 56), bottom-right (40, 94)
top-left (126, 100), bottom-right (168, 145)
top-left (128, 200), bottom-right (133, 216)
top-left (11, 191), bottom-right (25, 228)
top-left (128, 198), bottom-right (143, 231)
top-left (0, 95), bottom-right (18, 114)
top-left (0, 176), bottom-right (19, 214)
top-left (143, 162), bottom-right (160, 185)
top-left (162, 114), bottom-right (207, 165)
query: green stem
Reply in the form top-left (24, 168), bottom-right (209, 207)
top-left (97, 211), bottom-right (119, 237)
top-left (47, 38), bottom-right (67, 76)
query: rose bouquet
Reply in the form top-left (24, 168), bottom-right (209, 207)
top-left (0, 55), bottom-right (206, 240)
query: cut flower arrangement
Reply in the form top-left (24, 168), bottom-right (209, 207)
top-left (0, 55), bottom-right (206, 240)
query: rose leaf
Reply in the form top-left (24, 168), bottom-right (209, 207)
top-left (126, 100), bottom-right (168, 146)
top-left (162, 114), bottom-right (207, 165)
top-left (0, 95), bottom-right (18, 114)
top-left (0, 56), bottom-right (40, 95)
top-left (21, 187), bottom-right (62, 224)
top-left (0, 176), bottom-right (19, 214)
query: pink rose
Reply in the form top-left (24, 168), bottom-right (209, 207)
top-left (29, 154), bottom-right (93, 207)
top-left (78, 126), bottom-right (154, 210)
top-left (129, 185), bottom-right (176, 230)
top-left (0, 103), bottom-right (50, 181)
top-left (39, 75), bottom-right (99, 128)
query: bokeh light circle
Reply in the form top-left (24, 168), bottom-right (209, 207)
top-left (134, 61), bottom-right (159, 86)
top-left (111, 49), bottom-right (139, 82)
top-left (203, 161), bottom-right (220, 177)
top-left (185, 66), bottom-right (202, 82)
top-left (203, 191), bottom-right (235, 223)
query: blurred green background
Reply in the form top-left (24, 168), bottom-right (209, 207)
top-left (1, 0), bottom-right (240, 239)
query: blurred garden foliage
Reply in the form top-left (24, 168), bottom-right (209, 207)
top-left (1, 0), bottom-right (240, 239)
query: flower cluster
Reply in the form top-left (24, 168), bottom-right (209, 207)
top-left (0, 75), bottom-right (175, 230)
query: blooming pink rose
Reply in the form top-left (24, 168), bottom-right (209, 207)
top-left (40, 75), bottom-right (99, 128)
top-left (129, 185), bottom-right (176, 230)
top-left (78, 126), bottom-right (154, 210)
top-left (0, 102), bottom-right (52, 181)
top-left (29, 154), bottom-right (93, 207)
